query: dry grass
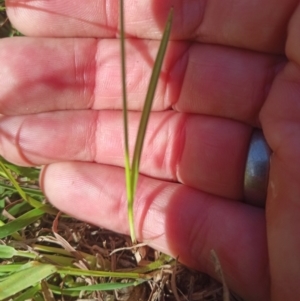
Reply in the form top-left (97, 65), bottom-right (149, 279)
top-left (3, 211), bottom-right (230, 300)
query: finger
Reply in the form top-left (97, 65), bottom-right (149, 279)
top-left (0, 37), bottom-right (283, 125)
top-left (40, 161), bottom-right (269, 301)
top-left (260, 4), bottom-right (300, 299)
top-left (6, 0), bottom-right (298, 53)
top-left (0, 110), bottom-right (252, 200)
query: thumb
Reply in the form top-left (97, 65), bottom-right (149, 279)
top-left (260, 4), bottom-right (300, 300)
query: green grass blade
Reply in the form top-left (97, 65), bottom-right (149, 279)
top-left (0, 156), bottom-right (40, 180)
top-left (0, 182), bottom-right (44, 198)
top-left (0, 263), bottom-right (23, 273)
top-left (47, 284), bottom-right (80, 297)
top-left (0, 161), bottom-right (42, 208)
top-left (119, 0), bottom-right (136, 242)
top-left (57, 266), bottom-right (148, 279)
top-left (0, 245), bottom-right (36, 260)
top-left (2, 201), bottom-right (32, 221)
top-left (0, 207), bottom-right (45, 239)
top-left (0, 245), bottom-right (17, 258)
top-left (13, 285), bottom-right (40, 301)
top-left (131, 8), bottom-right (173, 192)
top-left (128, 8), bottom-right (173, 243)
top-left (0, 262), bottom-right (56, 300)
top-left (40, 254), bottom-right (75, 266)
top-left (119, 0), bottom-right (131, 196)
top-left (131, 253), bottom-right (174, 273)
top-left (64, 280), bottom-right (145, 292)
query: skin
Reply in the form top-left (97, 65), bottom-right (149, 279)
top-left (0, 0), bottom-right (300, 300)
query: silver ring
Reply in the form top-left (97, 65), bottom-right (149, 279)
top-left (244, 129), bottom-right (271, 207)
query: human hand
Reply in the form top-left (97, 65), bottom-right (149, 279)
top-left (1, 1), bottom-right (300, 300)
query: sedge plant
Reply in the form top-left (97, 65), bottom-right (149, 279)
top-left (120, 0), bottom-right (173, 243)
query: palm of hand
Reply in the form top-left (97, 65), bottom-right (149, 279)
top-left (0, 1), bottom-right (300, 301)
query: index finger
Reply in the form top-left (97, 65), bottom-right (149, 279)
top-left (6, 0), bottom-right (298, 53)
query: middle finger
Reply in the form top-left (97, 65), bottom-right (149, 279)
top-left (0, 110), bottom-right (251, 200)
top-left (0, 37), bottom-right (283, 126)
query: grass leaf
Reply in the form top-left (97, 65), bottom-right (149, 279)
top-left (12, 285), bottom-right (40, 301)
top-left (132, 253), bottom-right (174, 273)
top-left (0, 245), bottom-right (16, 258)
top-left (0, 245), bottom-right (36, 259)
top-left (0, 161), bottom-right (42, 208)
top-left (64, 280), bottom-right (145, 292)
top-left (0, 207), bottom-right (45, 239)
top-left (56, 266), bottom-right (148, 279)
top-left (120, 3), bottom-right (173, 242)
top-left (0, 263), bottom-right (23, 273)
top-left (119, 0), bottom-right (134, 241)
top-left (0, 182), bottom-right (44, 199)
top-left (0, 157), bottom-right (40, 180)
top-left (131, 8), bottom-right (173, 193)
top-left (0, 262), bottom-right (56, 300)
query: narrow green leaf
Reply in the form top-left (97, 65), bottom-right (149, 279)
top-left (120, 0), bottom-right (136, 243)
top-left (41, 254), bottom-right (75, 267)
top-left (132, 253), bottom-right (174, 273)
top-left (0, 207), bottom-right (44, 239)
top-left (0, 185), bottom-right (15, 199)
top-left (4, 201), bottom-right (32, 220)
top-left (0, 214), bottom-right (27, 241)
top-left (57, 266), bottom-right (148, 279)
top-left (33, 244), bottom-right (96, 267)
top-left (128, 8), bottom-right (173, 243)
top-left (33, 244), bottom-right (77, 256)
top-left (1, 201), bottom-right (36, 225)
top-left (13, 285), bottom-right (40, 301)
top-left (0, 245), bottom-right (16, 258)
top-left (0, 262), bottom-right (57, 300)
top-left (131, 8), bottom-right (173, 194)
top-left (0, 263), bottom-right (23, 273)
top-left (0, 161), bottom-right (41, 208)
top-left (0, 157), bottom-right (40, 180)
top-left (47, 284), bottom-right (80, 297)
top-left (119, 0), bottom-right (133, 214)
top-left (0, 246), bottom-right (37, 264)
top-left (64, 280), bottom-right (144, 291)
top-left (0, 182), bottom-right (44, 198)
